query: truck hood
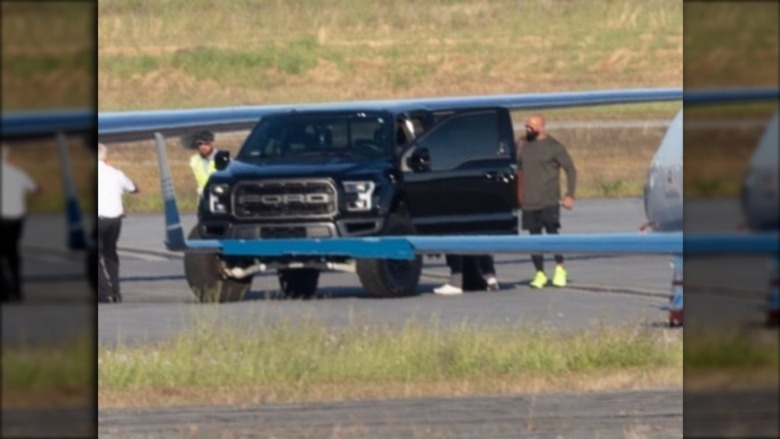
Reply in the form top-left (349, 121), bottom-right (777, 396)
top-left (212, 156), bottom-right (393, 181)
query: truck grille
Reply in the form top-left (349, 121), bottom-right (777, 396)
top-left (232, 179), bottom-right (337, 219)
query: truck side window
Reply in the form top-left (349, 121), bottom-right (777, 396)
top-left (418, 111), bottom-right (500, 171)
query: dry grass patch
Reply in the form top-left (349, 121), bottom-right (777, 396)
top-left (2, 2), bottom-right (93, 110)
top-left (684, 327), bottom-right (779, 391)
top-left (684, 120), bottom-right (774, 198)
top-left (99, 317), bottom-right (682, 408)
top-left (97, 0), bottom-right (683, 111)
top-left (2, 335), bottom-right (94, 410)
top-left (100, 366), bottom-right (682, 409)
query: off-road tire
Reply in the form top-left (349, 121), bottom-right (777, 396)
top-left (356, 213), bottom-right (422, 298)
top-left (183, 225), bottom-right (252, 303)
top-left (278, 268), bottom-right (320, 299)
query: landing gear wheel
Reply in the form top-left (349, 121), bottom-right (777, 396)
top-left (278, 268), bottom-right (320, 299)
top-left (356, 213), bottom-right (422, 298)
top-left (183, 225), bottom-right (252, 303)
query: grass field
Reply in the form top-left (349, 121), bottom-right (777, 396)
top-left (6, 1), bottom-right (778, 212)
top-left (97, 0), bottom-right (683, 112)
top-left (99, 316), bottom-right (683, 408)
top-left (2, 335), bottom-right (94, 409)
top-left (684, 328), bottom-right (779, 391)
top-left (2, 2), bottom-right (93, 110)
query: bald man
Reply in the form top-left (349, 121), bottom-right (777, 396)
top-left (517, 114), bottom-right (577, 289)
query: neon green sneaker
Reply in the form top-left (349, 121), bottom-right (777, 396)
top-left (552, 265), bottom-right (567, 287)
top-left (530, 271), bottom-right (547, 289)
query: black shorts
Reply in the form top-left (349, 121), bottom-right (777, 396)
top-left (521, 205), bottom-right (560, 231)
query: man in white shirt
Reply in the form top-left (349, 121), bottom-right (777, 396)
top-left (97, 143), bottom-right (138, 303)
top-left (1, 144), bottom-right (41, 302)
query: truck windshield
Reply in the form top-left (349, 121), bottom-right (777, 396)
top-left (238, 112), bottom-right (393, 160)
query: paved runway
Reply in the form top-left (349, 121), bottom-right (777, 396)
top-left (97, 198), bottom-right (686, 347)
top-left (2, 214), bottom-right (92, 346)
top-left (94, 197), bottom-right (774, 347)
top-left (6, 199), bottom-right (769, 347)
top-left (99, 388), bottom-right (683, 438)
top-left (12, 199), bottom-right (773, 438)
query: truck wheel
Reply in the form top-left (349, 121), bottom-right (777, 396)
top-left (183, 225), bottom-right (252, 303)
top-left (462, 256), bottom-right (488, 291)
top-left (278, 269), bottom-right (320, 299)
top-left (356, 213), bottom-right (422, 298)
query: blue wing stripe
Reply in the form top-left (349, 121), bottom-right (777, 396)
top-left (221, 238), bottom-right (416, 260)
top-left (174, 232), bottom-right (778, 259)
top-left (407, 234), bottom-right (681, 255)
top-left (684, 87), bottom-right (780, 104)
top-left (2, 109), bottom-right (93, 138)
top-left (683, 233), bottom-right (779, 254)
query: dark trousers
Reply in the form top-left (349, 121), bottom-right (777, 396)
top-left (445, 254), bottom-right (496, 288)
top-left (522, 205), bottom-right (564, 272)
top-left (97, 217), bottom-right (122, 301)
top-left (1, 219), bottom-right (24, 301)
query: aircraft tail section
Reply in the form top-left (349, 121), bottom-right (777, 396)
top-left (56, 132), bottom-right (90, 250)
top-left (154, 132), bottom-right (188, 251)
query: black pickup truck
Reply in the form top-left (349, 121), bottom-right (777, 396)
top-left (185, 105), bottom-right (519, 302)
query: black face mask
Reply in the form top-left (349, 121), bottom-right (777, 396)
top-left (525, 130), bottom-right (539, 142)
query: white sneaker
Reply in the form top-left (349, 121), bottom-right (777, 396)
top-left (486, 277), bottom-right (499, 292)
top-left (433, 283), bottom-right (463, 295)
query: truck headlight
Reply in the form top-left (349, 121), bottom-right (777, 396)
top-left (209, 184), bottom-right (229, 213)
top-left (343, 181), bottom-right (376, 211)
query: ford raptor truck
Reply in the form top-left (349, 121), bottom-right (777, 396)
top-left (185, 105), bottom-right (519, 301)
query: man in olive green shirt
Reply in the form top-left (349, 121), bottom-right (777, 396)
top-left (517, 114), bottom-right (576, 288)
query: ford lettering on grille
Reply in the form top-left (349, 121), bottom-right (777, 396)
top-left (257, 194), bottom-right (332, 205)
top-left (233, 180), bottom-right (337, 218)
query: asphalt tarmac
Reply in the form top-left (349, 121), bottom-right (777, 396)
top-left (97, 198), bottom-right (686, 347)
top-left (98, 388), bottom-right (683, 438)
top-left (2, 214), bottom-right (92, 346)
top-left (7, 198), bottom-right (774, 438)
top-left (3, 198), bottom-right (761, 347)
top-left (94, 197), bottom-right (772, 347)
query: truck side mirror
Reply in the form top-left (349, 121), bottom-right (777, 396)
top-left (406, 147), bottom-right (431, 172)
top-left (215, 150), bottom-right (230, 171)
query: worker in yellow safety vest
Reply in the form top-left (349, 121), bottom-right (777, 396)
top-left (188, 130), bottom-right (219, 196)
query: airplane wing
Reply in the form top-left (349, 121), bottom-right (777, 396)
top-left (2, 108), bottom-right (94, 140)
top-left (163, 232), bottom-right (778, 260)
top-left (97, 86), bottom-right (780, 143)
top-left (91, 86), bottom-right (780, 259)
top-left (95, 87), bottom-right (780, 257)
top-left (1, 108), bottom-right (95, 250)
top-left (98, 87), bottom-right (683, 142)
top-left (683, 86), bottom-right (779, 105)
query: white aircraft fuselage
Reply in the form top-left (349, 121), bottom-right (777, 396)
top-left (645, 108), bottom-right (779, 326)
